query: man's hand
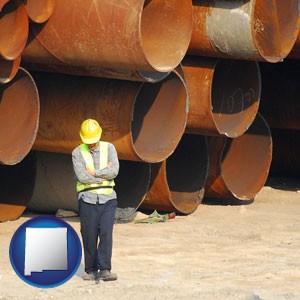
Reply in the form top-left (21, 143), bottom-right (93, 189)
top-left (86, 169), bottom-right (96, 176)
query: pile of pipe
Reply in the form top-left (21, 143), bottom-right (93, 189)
top-left (1, 0), bottom-right (299, 222)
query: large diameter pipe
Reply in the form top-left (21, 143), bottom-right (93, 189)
top-left (269, 129), bottom-right (300, 178)
top-left (183, 56), bottom-right (261, 138)
top-left (0, 0), bottom-right (9, 11)
top-left (259, 61), bottom-right (300, 131)
top-left (0, 55), bottom-right (20, 84)
top-left (205, 113), bottom-right (272, 201)
top-left (22, 0), bottom-right (192, 78)
top-left (0, 0), bottom-right (29, 60)
top-left (189, 0), bottom-right (300, 63)
top-left (0, 68), bottom-right (40, 165)
top-left (0, 152), bottom-right (36, 222)
top-left (140, 134), bottom-right (209, 215)
top-left (27, 151), bottom-right (151, 214)
top-left (21, 0), bottom-right (56, 23)
top-left (32, 71), bottom-right (188, 163)
top-left (22, 31), bottom-right (170, 83)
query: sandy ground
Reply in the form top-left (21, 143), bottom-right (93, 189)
top-left (1, 177), bottom-right (300, 300)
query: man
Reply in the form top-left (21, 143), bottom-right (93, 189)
top-left (72, 118), bottom-right (119, 281)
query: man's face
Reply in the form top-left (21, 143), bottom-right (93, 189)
top-left (87, 142), bottom-right (98, 151)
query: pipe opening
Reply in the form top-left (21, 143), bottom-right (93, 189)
top-left (115, 160), bottom-right (150, 209)
top-left (0, 56), bottom-right (21, 84)
top-left (0, 68), bottom-right (39, 165)
top-left (0, 152), bottom-right (36, 222)
top-left (253, 0), bottom-right (300, 62)
top-left (23, 0), bottom-right (57, 23)
top-left (166, 134), bottom-right (208, 214)
top-left (211, 60), bottom-right (261, 137)
top-left (0, 1), bottom-right (28, 60)
top-left (141, 0), bottom-right (192, 72)
top-left (132, 72), bottom-right (187, 163)
top-left (221, 114), bottom-right (272, 199)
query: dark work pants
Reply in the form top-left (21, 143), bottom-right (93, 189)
top-left (79, 198), bottom-right (117, 273)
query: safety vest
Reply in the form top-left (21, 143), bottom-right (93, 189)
top-left (76, 142), bottom-right (115, 195)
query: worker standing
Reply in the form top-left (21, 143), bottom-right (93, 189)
top-left (72, 119), bottom-right (119, 281)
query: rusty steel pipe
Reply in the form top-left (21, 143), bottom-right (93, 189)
top-left (0, 55), bottom-right (20, 84)
top-left (31, 71), bottom-right (188, 163)
top-left (140, 134), bottom-right (209, 215)
top-left (0, 0), bottom-right (29, 60)
top-left (0, 152), bottom-right (36, 222)
top-left (189, 0), bottom-right (300, 63)
top-left (269, 129), bottom-right (300, 178)
top-left (21, 0), bottom-right (56, 23)
top-left (183, 56), bottom-right (261, 138)
top-left (0, 0), bottom-right (9, 11)
top-left (27, 151), bottom-right (151, 213)
top-left (22, 0), bottom-right (192, 80)
top-left (0, 67), bottom-right (39, 165)
top-left (259, 61), bottom-right (300, 131)
top-left (22, 31), bottom-right (170, 83)
top-left (205, 113), bottom-right (272, 201)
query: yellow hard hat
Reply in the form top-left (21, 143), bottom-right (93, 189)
top-left (79, 119), bottom-right (102, 144)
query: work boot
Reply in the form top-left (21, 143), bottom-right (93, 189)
top-left (82, 271), bottom-right (99, 281)
top-left (99, 270), bottom-right (118, 281)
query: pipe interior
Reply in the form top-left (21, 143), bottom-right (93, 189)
top-left (0, 152), bottom-right (36, 222)
top-left (115, 160), bottom-right (150, 209)
top-left (211, 60), bottom-right (261, 138)
top-left (132, 72), bottom-right (187, 163)
top-left (0, 68), bottom-right (39, 165)
top-left (166, 134), bottom-right (209, 213)
top-left (0, 1), bottom-right (28, 60)
top-left (221, 114), bottom-right (272, 199)
top-left (0, 56), bottom-right (20, 84)
top-left (141, 0), bottom-right (192, 72)
top-left (253, 0), bottom-right (300, 62)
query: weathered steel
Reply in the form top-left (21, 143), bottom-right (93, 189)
top-left (183, 56), bottom-right (261, 138)
top-left (269, 129), bottom-right (300, 178)
top-left (205, 113), bottom-right (272, 201)
top-left (140, 134), bottom-right (209, 215)
top-left (259, 60), bottom-right (300, 131)
top-left (0, 0), bottom-right (9, 11)
top-left (0, 0), bottom-right (28, 60)
top-left (0, 55), bottom-right (20, 84)
top-left (22, 0), bottom-right (192, 81)
top-left (0, 67), bottom-right (40, 165)
top-left (22, 32), bottom-right (170, 82)
top-left (189, 0), bottom-right (300, 63)
top-left (32, 71), bottom-right (188, 163)
top-left (21, 0), bottom-right (56, 23)
top-left (27, 151), bottom-right (150, 213)
top-left (0, 152), bottom-right (36, 222)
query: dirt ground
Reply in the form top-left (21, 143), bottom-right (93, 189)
top-left (1, 177), bottom-right (300, 300)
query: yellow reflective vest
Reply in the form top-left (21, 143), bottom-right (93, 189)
top-left (76, 142), bottom-right (115, 195)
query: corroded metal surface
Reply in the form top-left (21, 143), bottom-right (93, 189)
top-left (0, 55), bottom-right (20, 84)
top-left (27, 151), bottom-right (150, 213)
top-left (259, 61), bottom-right (300, 131)
top-left (269, 129), bottom-right (300, 178)
top-left (0, 0), bottom-right (28, 60)
top-left (189, 0), bottom-right (300, 62)
top-left (22, 32), bottom-right (170, 82)
top-left (183, 56), bottom-right (261, 138)
top-left (205, 113), bottom-right (272, 200)
top-left (22, 0), bottom-right (56, 23)
top-left (22, 0), bottom-right (192, 80)
top-left (32, 71), bottom-right (187, 163)
top-left (0, 152), bottom-right (36, 222)
top-left (0, 68), bottom-right (40, 165)
top-left (141, 134), bottom-right (209, 215)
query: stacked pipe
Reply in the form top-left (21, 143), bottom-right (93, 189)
top-left (1, 0), bottom-right (300, 222)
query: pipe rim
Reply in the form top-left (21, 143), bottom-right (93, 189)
top-left (0, 55), bottom-right (21, 84)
